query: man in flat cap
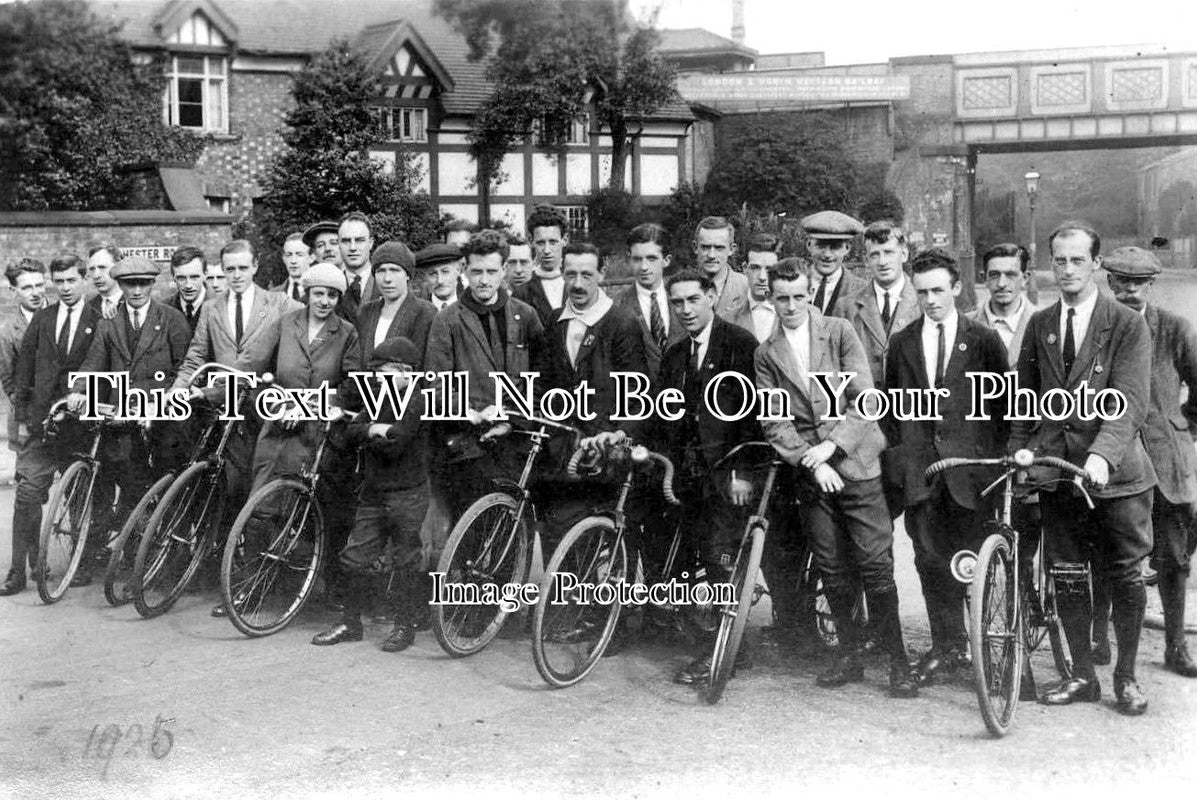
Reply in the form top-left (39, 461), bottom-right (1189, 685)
top-left (337, 212), bottom-right (380, 326)
top-left (63, 256), bottom-right (193, 585)
top-left (803, 211), bottom-right (867, 319)
top-left (415, 242), bottom-right (464, 313)
top-left (303, 220), bottom-right (342, 270)
top-left (1010, 225), bottom-right (1155, 715)
top-left (271, 232), bottom-right (312, 303)
top-left (357, 241), bottom-right (436, 372)
top-left (1096, 246), bottom-right (1197, 679)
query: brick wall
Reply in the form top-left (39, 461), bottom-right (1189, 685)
top-left (0, 214), bottom-right (233, 269)
top-left (195, 71), bottom-right (295, 218)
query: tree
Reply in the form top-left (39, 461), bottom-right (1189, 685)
top-left (0, 0), bottom-right (203, 211)
top-left (434, 0), bottom-right (679, 221)
top-left (858, 189), bottom-right (905, 226)
top-left (254, 38), bottom-right (441, 277)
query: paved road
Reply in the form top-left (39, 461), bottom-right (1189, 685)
top-left (1, 486), bottom-right (1195, 800)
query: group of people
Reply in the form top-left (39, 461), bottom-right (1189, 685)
top-left (1, 204), bottom-right (1194, 717)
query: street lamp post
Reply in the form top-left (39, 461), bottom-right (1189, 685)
top-left (1025, 169), bottom-right (1041, 268)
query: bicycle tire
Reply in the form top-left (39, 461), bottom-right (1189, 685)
top-left (432, 492), bottom-right (530, 657)
top-left (969, 533), bottom-right (1023, 738)
top-left (132, 461), bottom-right (223, 619)
top-left (702, 523), bottom-right (765, 705)
top-left (220, 478), bottom-right (325, 637)
top-left (532, 516), bottom-right (627, 688)
top-left (103, 472), bottom-right (175, 606)
top-left (35, 460), bottom-right (95, 604)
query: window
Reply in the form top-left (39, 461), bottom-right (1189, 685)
top-left (373, 107), bottom-right (428, 143)
top-left (558, 205), bottom-right (588, 237)
top-left (205, 196), bottom-right (230, 214)
top-left (533, 113), bottom-right (590, 146)
top-left (165, 55), bottom-right (227, 133)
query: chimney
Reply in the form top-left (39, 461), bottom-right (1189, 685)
top-left (731, 0), bottom-right (745, 45)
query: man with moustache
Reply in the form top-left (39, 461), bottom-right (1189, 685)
top-left (2, 255), bottom-right (100, 596)
top-left (844, 220), bottom-right (919, 388)
top-left (514, 206), bottom-right (569, 330)
top-left (303, 220), bottom-right (343, 269)
top-left (414, 243), bottom-right (464, 312)
top-left (357, 241), bottom-right (436, 367)
top-left (756, 264), bottom-right (918, 697)
top-left (803, 211), bottom-right (867, 319)
top-left (337, 212), bottom-right (380, 325)
top-left (614, 223), bottom-right (686, 384)
top-left (1010, 225), bottom-right (1155, 715)
top-left (0, 259), bottom-right (46, 455)
top-left (731, 233), bottom-right (779, 343)
top-left (167, 247), bottom-right (209, 333)
top-left (87, 244), bottom-right (124, 316)
top-left (882, 248), bottom-right (1009, 685)
top-left (692, 216), bottom-right (749, 323)
top-left (272, 232), bottom-right (312, 302)
top-left (504, 236), bottom-right (535, 290)
top-left (1099, 246), bottom-right (1197, 679)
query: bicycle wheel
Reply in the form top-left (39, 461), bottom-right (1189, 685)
top-left (799, 550), bottom-right (838, 647)
top-left (702, 523), bottom-right (766, 705)
top-left (104, 473), bottom-right (175, 606)
top-left (220, 478), bottom-right (324, 637)
top-left (432, 492), bottom-right (529, 658)
top-left (132, 461), bottom-right (223, 619)
top-left (969, 533), bottom-right (1023, 738)
top-left (532, 516), bottom-right (627, 688)
top-left (36, 460), bottom-right (95, 604)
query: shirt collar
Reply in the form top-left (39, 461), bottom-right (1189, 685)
top-left (985, 294), bottom-right (1025, 323)
top-left (1063, 286), bottom-right (1099, 316)
top-left (635, 282), bottom-right (664, 299)
top-left (874, 273), bottom-right (904, 299)
top-left (750, 298), bottom-right (774, 312)
top-left (558, 291), bottom-right (613, 326)
top-left (233, 283), bottom-right (256, 304)
top-left (924, 308), bottom-right (958, 329)
top-left (20, 307), bottom-right (35, 324)
top-left (690, 317), bottom-right (715, 347)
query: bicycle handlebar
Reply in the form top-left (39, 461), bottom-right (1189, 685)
top-left (184, 362), bottom-right (263, 392)
top-left (924, 448), bottom-right (1094, 509)
top-left (566, 444), bottom-right (680, 505)
top-left (43, 398), bottom-right (117, 427)
top-left (713, 441), bottom-right (784, 471)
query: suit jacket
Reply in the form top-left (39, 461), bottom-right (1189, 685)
top-left (173, 288), bottom-right (302, 400)
top-left (1009, 292), bottom-right (1155, 499)
top-left (814, 269), bottom-right (868, 320)
top-left (337, 272), bottom-right (379, 327)
top-left (538, 303), bottom-right (648, 435)
top-left (167, 291), bottom-right (206, 335)
top-left (1138, 304), bottom-right (1197, 505)
top-left (1, 309), bottom-right (31, 448)
top-left (72, 300), bottom-right (192, 397)
top-left (513, 275), bottom-right (563, 331)
top-left (755, 308), bottom-right (887, 481)
top-left (270, 278), bottom-right (307, 303)
top-left (843, 277), bottom-right (919, 388)
top-left (613, 284), bottom-right (687, 383)
top-left (648, 316), bottom-right (760, 467)
top-left (271, 309), bottom-right (362, 400)
top-left (425, 292), bottom-right (544, 410)
top-left (729, 299), bottom-right (777, 344)
top-left (356, 294), bottom-right (437, 369)
top-left (15, 300), bottom-right (101, 430)
top-left (713, 268), bottom-right (750, 324)
top-left (883, 312), bottom-right (1011, 509)
top-left (966, 297), bottom-right (1038, 369)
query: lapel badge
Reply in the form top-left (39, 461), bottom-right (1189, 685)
top-left (958, 342), bottom-right (967, 352)
top-left (154, 325), bottom-right (161, 331)
top-left (1094, 364), bottom-right (1104, 374)
top-left (259, 310), bottom-right (266, 318)
top-left (514, 314), bottom-right (521, 321)
top-left (582, 334), bottom-right (595, 347)
top-left (1047, 333), bottom-right (1057, 344)
top-left (84, 327), bottom-right (93, 335)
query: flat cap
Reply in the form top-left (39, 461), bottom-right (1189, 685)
top-left (1103, 246), bottom-right (1161, 278)
top-left (371, 240), bottom-right (416, 275)
top-left (415, 242), bottom-right (462, 269)
top-left (301, 220), bottom-right (339, 248)
top-left (801, 210), bottom-right (864, 240)
top-left (111, 255), bottom-right (159, 281)
top-left (301, 262), bottom-right (348, 294)
top-left (370, 336), bottom-right (422, 370)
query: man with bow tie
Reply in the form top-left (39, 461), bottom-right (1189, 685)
top-left (168, 246), bottom-right (209, 333)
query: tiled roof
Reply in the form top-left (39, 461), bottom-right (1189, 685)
top-left (657, 27), bottom-right (756, 57)
top-left (90, 0), bottom-right (691, 119)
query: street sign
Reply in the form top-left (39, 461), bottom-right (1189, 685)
top-left (677, 73), bottom-right (912, 106)
top-left (120, 246), bottom-right (178, 262)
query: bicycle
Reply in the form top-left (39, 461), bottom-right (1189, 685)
top-left (925, 448), bottom-right (1091, 737)
top-left (531, 442), bottom-right (679, 687)
top-left (33, 399), bottom-right (122, 604)
top-left (218, 407), bottom-right (360, 637)
top-left (701, 441), bottom-right (780, 705)
top-left (431, 411), bottom-right (580, 658)
top-left (130, 363), bottom-right (254, 619)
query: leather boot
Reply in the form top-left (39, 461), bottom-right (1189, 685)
top-left (0, 569), bottom-right (26, 596)
top-left (868, 587), bottom-right (918, 698)
top-left (817, 588), bottom-right (864, 688)
top-left (381, 571), bottom-right (418, 653)
top-left (1111, 578), bottom-right (1146, 685)
top-left (312, 581), bottom-right (368, 646)
top-left (1055, 578), bottom-right (1096, 682)
top-left (1091, 572), bottom-right (1112, 665)
top-left (1159, 569), bottom-right (1197, 677)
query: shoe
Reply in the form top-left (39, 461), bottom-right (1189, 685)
top-left (888, 662), bottom-right (919, 698)
top-left (1113, 677), bottom-right (1148, 716)
top-left (1040, 676), bottom-right (1102, 705)
top-left (0, 572), bottom-right (26, 596)
top-left (1092, 640), bottom-right (1112, 666)
top-left (673, 655), bottom-right (711, 685)
top-left (69, 569), bottom-right (92, 588)
top-left (912, 646), bottom-right (966, 686)
top-left (311, 622), bottom-right (364, 646)
top-left (211, 602), bottom-right (228, 618)
top-left (1164, 644), bottom-right (1197, 678)
top-left (816, 654), bottom-right (865, 688)
top-left (380, 623), bottom-right (416, 653)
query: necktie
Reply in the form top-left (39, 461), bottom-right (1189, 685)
top-left (57, 305), bottom-right (73, 356)
top-left (1063, 307), bottom-right (1076, 376)
top-left (185, 301), bottom-right (194, 323)
top-left (686, 338), bottom-right (700, 381)
top-left (935, 322), bottom-right (946, 387)
top-left (881, 291), bottom-right (892, 330)
top-left (349, 275), bottom-right (362, 305)
top-left (292, 282), bottom-right (302, 302)
top-left (813, 276), bottom-right (828, 312)
top-left (132, 308), bottom-right (142, 333)
top-left (234, 291), bottom-right (244, 345)
top-left (648, 291), bottom-right (666, 350)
